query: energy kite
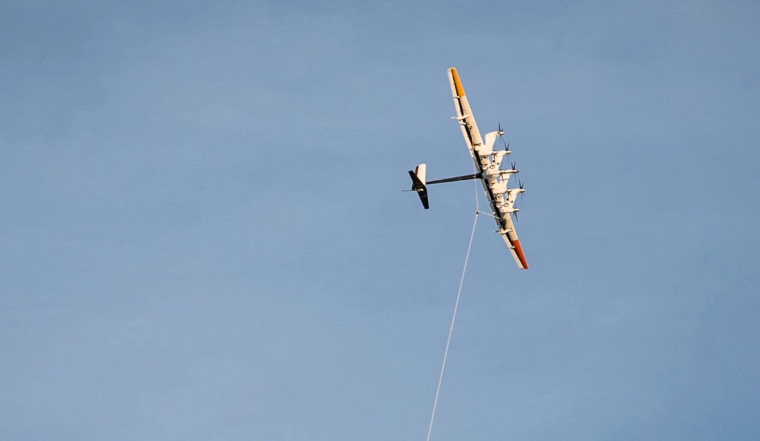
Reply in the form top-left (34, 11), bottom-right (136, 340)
top-left (408, 67), bottom-right (528, 269)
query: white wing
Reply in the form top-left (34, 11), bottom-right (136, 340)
top-left (448, 67), bottom-right (528, 270)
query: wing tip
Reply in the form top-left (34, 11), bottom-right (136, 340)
top-left (513, 239), bottom-right (529, 270)
top-left (448, 67), bottom-right (465, 97)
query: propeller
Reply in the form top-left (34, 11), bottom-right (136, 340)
top-left (496, 122), bottom-right (510, 151)
top-left (518, 179), bottom-right (525, 201)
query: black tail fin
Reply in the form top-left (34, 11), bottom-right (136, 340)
top-left (408, 164), bottom-right (429, 209)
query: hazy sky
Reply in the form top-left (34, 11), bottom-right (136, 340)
top-left (2, 1), bottom-right (759, 439)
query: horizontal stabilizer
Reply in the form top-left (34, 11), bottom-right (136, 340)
top-left (408, 164), bottom-right (429, 209)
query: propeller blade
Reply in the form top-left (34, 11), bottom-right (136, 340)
top-left (496, 122), bottom-right (511, 151)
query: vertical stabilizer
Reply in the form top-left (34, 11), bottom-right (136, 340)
top-left (408, 164), bottom-right (429, 209)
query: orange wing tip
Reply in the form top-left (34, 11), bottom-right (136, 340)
top-left (513, 239), bottom-right (529, 270)
top-left (448, 67), bottom-right (465, 97)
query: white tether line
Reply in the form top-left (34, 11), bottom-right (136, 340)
top-left (425, 207), bottom-right (480, 441)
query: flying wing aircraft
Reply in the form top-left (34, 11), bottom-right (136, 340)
top-left (408, 67), bottom-right (528, 270)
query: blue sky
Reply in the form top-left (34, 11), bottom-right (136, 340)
top-left (2, 0), bottom-right (759, 439)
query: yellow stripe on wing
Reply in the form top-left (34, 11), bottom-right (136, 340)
top-left (448, 67), bottom-right (465, 97)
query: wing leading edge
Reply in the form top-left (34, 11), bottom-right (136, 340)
top-left (447, 67), bottom-right (528, 270)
